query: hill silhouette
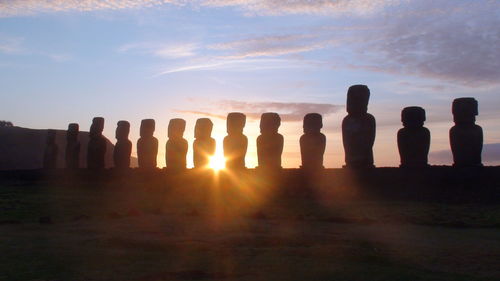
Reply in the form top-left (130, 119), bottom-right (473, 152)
top-left (0, 126), bottom-right (138, 170)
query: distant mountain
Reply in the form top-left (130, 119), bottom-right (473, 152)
top-left (0, 126), bottom-right (138, 170)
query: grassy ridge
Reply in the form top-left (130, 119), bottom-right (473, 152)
top-left (1, 171), bottom-right (499, 280)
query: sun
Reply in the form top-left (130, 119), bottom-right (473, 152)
top-left (209, 154), bottom-right (226, 171)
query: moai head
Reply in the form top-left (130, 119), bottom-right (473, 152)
top-left (67, 123), bottom-right (79, 142)
top-left (89, 117), bottom-right (104, 137)
top-left (452, 97), bottom-right (478, 125)
top-left (260, 112), bottom-right (281, 135)
top-left (195, 118), bottom-right (213, 139)
top-left (227, 112), bottom-right (246, 135)
top-left (402, 106), bottom-right (426, 129)
top-left (115, 120), bottom-right (130, 140)
top-left (347, 84), bottom-right (370, 116)
top-left (303, 113), bottom-right (323, 134)
top-left (168, 118), bottom-right (186, 139)
top-left (46, 129), bottom-right (56, 144)
top-left (140, 119), bottom-right (155, 138)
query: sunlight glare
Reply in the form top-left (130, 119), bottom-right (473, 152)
top-left (209, 154), bottom-right (226, 171)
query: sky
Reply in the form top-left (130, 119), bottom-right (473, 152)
top-left (1, 0), bottom-right (499, 168)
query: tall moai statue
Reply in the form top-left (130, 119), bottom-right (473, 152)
top-left (113, 120), bottom-right (132, 169)
top-left (397, 107), bottom-right (430, 168)
top-left (450, 98), bottom-right (483, 167)
top-left (342, 85), bottom-right (376, 168)
top-left (193, 118), bottom-right (216, 169)
top-left (65, 123), bottom-right (80, 169)
top-left (43, 129), bottom-right (58, 169)
top-left (87, 117), bottom-right (107, 170)
top-left (137, 119), bottom-right (158, 169)
top-left (166, 118), bottom-right (188, 170)
top-left (300, 113), bottom-right (326, 170)
top-left (223, 112), bottom-right (248, 170)
top-left (257, 112), bottom-right (284, 169)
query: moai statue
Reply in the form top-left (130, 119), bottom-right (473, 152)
top-left (223, 112), bottom-right (248, 170)
top-left (87, 117), bottom-right (107, 170)
top-left (113, 120), bottom-right (132, 169)
top-left (166, 118), bottom-right (188, 170)
top-left (397, 107), bottom-right (430, 168)
top-left (43, 129), bottom-right (58, 169)
top-left (257, 112), bottom-right (284, 169)
top-left (342, 85), bottom-right (376, 168)
top-left (450, 98), bottom-right (483, 167)
top-left (300, 113), bottom-right (326, 170)
top-left (137, 119), bottom-right (158, 169)
top-left (193, 118), bottom-right (216, 169)
top-left (65, 123), bottom-right (80, 169)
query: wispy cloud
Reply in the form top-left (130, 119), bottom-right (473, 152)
top-left (177, 99), bottom-right (342, 121)
top-left (0, 34), bottom-right (72, 62)
top-left (201, 0), bottom-right (399, 16)
top-left (154, 58), bottom-right (309, 76)
top-left (429, 143), bottom-right (500, 165)
top-left (13, 0), bottom-right (497, 87)
top-left (0, 0), bottom-right (397, 18)
top-left (0, 35), bottom-right (25, 54)
top-left (118, 42), bottom-right (198, 59)
top-left (344, 1), bottom-right (500, 87)
top-left (0, 0), bottom-right (183, 17)
top-left (208, 34), bottom-right (333, 59)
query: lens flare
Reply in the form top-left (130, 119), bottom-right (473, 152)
top-left (209, 154), bottom-right (226, 171)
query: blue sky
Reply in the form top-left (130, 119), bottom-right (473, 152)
top-left (1, 0), bottom-right (499, 167)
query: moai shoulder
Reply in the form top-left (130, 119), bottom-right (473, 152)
top-left (113, 120), bottom-right (132, 169)
top-left (342, 84), bottom-right (376, 168)
top-left (300, 113), bottom-right (326, 170)
top-left (137, 119), bottom-right (158, 169)
top-left (223, 112), bottom-right (248, 170)
top-left (193, 118), bottom-right (216, 169)
top-left (87, 117), bottom-right (106, 170)
top-left (166, 118), bottom-right (188, 170)
top-left (450, 98), bottom-right (483, 167)
top-left (397, 106), bottom-right (430, 168)
top-left (65, 123), bottom-right (80, 169)
top-left (257, 112), bottom-right (284, 169)
top-left (43, 129), bottom-right (58, 169)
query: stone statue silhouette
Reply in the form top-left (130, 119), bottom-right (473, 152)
top-left (397, 107), bottom-right (430, 168)
top-left (166, 118), bottom-right (188, 170)
top-left (450, 98), bottom-right (483, 167)
top-left (300, 113), bottom-right (326, 170)
top-left (43, 129), bottom-right (58, 169)
top-left (193, 118), bottom-right (216, 169)
top-left (65, 123), bottom-right (80, 169)
top-left (257, 112), bottom-right (283, 169)
top-left (113, 120), bottom-right (132, 169)
top-left (137, 119), bottom-right (158, 169)
top-left (224, 112), bottom-right (247, 170)
top-left (87, 117), bottom-right (106, 170)
top-left (342, 85), bottom-right (376, 168)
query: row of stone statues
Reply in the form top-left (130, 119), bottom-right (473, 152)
top-left (43, 85), bottom-right (483, 170)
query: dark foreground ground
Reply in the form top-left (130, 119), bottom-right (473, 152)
top-left (1, 168), bottom-right (499, 281)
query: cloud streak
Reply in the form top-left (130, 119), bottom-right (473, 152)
top-left (208, 34), bottom-right (333, 59)
top-left (0, 0), bottom-right (397, 17)
top-left (429, 143), bottom-right (500, 165)
top-left (7, 1), bottom-right (498, 88)
top-left (154, 58), bottom-right (311, 76)
top-left (177, 100), bottom-right (342, 122)
top-left (356, 1), bottom-right (500, 87)
top-left (0, 0), bottom-right (182, 17)
top-left (201, 0), bottom-right (398, 16)
top-left (0, 35), bottom-right (25, 54)
top-left (118, 42), bottom-right (198, 59)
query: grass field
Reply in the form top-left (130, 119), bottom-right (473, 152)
top-left (1, 174), bottom-right (499, 281)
